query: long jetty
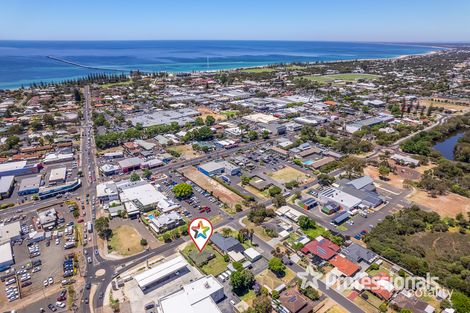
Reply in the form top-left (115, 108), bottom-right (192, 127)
top-left (47, 55), bottom-right (131, 72)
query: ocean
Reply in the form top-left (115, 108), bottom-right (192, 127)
top-left (0, 40), bottom-right (441, 90)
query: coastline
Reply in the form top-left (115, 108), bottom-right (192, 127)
top-left (0, 45), bottom-right (446, 90)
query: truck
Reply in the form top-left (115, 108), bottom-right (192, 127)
top-left (87, 222), bottom-right (93, 233)
top-left (64, 241), bottom-right (76, 250)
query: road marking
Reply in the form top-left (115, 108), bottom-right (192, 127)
top-left (376, 185), bottom-right (401, 195)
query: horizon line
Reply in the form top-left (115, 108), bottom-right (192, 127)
top-left (0, 39), bottom-right (469, 45)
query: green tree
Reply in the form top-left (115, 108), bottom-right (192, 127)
top-left (205, 115), bottom-right (216, 126)
top-left (268, 186), bottom-right (282, 197)
top-left (195, 117), bottom-right (205, 126)
top-left (452, 291), bottom-right (470, 313)
top-left (343, 156), bottom-right (366, 178)
top-left (230, 269), bottom-right (254, 294)
top-left (130, 172), bottom-right (140, 182)
top-left (272, 194), bottom-right (286, 208)
top-left (140, 238), bottom-right (148, 246)
top-left (142, 169), bottom-right (152, 180)
top-left (247, 130), bottom-right (259, 141)
top-left (241, 175), bottom-right (251, 186)
top-left (298, 216), bottom-right (316, 230)
top-left (43, 114), bottom-right (55, 127)
top-left (268, 257), bottom-right (286, 277)
top-left (262, 130), bottom-right (270, 139)
top-left (95, 217), bottom-right (112, 239)
top-left (173, 183), bottom-right (193, 198)
top-left (378, 165), bottom-right (391, 179)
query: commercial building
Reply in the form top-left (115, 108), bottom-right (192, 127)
top-left (18, 175), bottom-right (42, 196)
top-left (0, 175), bottom-right (14, 198)
top-left (118, 157), bottom-right (142, 173)
top-left (157, 275), bottom-right (224, 313)
top-left (127, 108), bottom-right (200, 127)
top-left (0, 221), bottom-right (21, 245)
top-left (96, 182), bottom-right (119, 201)
top-left (43, 153), bottom-right (74, 164)
top-left (100, 164), bottom-right (120, 176)
top-left (38, 179), bottom-right (81, 199)
top-left (134, 256), bottom-right (189, 291)
top-left (120, 181), bottom-right (179, 212)
top-left (391, 153), bottom-right (420, 166)
top-left (0, 242), bottom-right (14, 271)
top-left (0, 161), bottom-right (40, 177)
top-left (345, 116), bottom-right (394, 133)
top-left (149, 211), bottom-right (184, 234)
top-left (319, 176), bottom-right (383, 211)
top-left (197, 160), bottom-right (240, 176)
top-left (243, 113), bottom-right (279, 124)
top-left (38, 208), bottom-right (58, 229)
top-left (49, 167), bottom-right (67, 184)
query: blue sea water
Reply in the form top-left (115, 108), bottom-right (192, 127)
top-left (0, 40), bottom-right (441, 89)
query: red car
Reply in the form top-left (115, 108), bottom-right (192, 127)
top-left (77, 218), bottom-right (84, 223)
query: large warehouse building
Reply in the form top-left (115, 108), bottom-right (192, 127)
top-left (158, 275), bottom-right (224, 313)
top-left (0, 161), bottom-right (40, 177)
top-left (0, 242), bottom-right (14, 271)
top-left (134, 256), bottom-right (188, 291)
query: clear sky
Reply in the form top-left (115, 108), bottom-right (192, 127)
top-left (1, 0), bottom-right (469, 42)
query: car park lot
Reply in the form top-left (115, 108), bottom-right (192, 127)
top-left (1, 203), bottom-right (83, 311)
top-left (159, 170), bottom-right (225, 220)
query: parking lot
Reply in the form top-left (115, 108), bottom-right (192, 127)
top-left (1, 203), bottom-right (84, 311)
top-left (160, 170), bottom-right (227, 220)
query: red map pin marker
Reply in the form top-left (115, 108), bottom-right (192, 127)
top-left (188, 217), bottom-right (214, 252)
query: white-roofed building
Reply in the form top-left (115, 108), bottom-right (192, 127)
top-left (134, 256), bottom-right (188, 291)
top-left (96, 182), bottom-right (119, 201)
top-left (0, 221), bottom-right (21, 245)
top-left (49, 167), bottom-right (67, 184)
top-left (120, 182), bottom-right (179, 212)
top-left (0, 242), bottom-right (14, 271)
top-left (158, 275), bottom-right (224, 313)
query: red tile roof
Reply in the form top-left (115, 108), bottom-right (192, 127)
top-left (329, 255), bottom-right (360, 277)
top-left (360, 272), bottom-right (394, 300)
top-left (300, 237), bottom-right (340, 260)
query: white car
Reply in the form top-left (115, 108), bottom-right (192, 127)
top-left (55, 301), bottom-right (66, 308)
top-left (48, 277), bottom-right (54, 284)
top-left (43, 280), bottom-right (49, 287)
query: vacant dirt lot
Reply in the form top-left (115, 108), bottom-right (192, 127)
top-left (196, 106), bottom-right (227, 121)
top-left (108, 225), bottom-right (144, 256)
top-left (364, 165), bottom-right (421, 189)
top-left (408, 189), bottom-right (470, 217)
top-left (167, 144), bottom-right (201, 160)
top-left (420, 98), bottom-right (470, 111)
top-left (269, 166), bottom-right (312, 184)
top-left (181, 166), bottom-right (243, 208)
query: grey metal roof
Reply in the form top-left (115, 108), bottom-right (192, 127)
top-left (342, 243), bottom-right (377, 264)
top-left (210, 233), bottom-right (243, 252)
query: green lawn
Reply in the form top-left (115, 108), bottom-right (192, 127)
top-left (241, 67), bottom-right (275, 73)
top-left (299, 73), bottom-right (381, 84)
top-left (302, 227), bottom-right (330, 239)
top-left (240, 289), bottom-right (256, 305)
top-left (182, 244), bottom-right (228, 276)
